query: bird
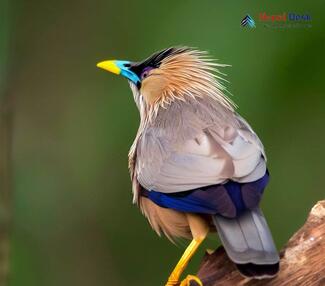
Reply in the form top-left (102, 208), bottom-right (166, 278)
top-left (97, 47), bottom-right (280, 286)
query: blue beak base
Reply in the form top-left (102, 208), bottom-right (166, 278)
top-left (115, 61), bottom-right (141, 86)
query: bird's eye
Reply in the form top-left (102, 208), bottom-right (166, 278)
top-left (142, 71), bottom-right (149, 79)
top-left (140, 67), bottom-right (153, 80)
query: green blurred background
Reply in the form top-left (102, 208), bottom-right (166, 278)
top-left (1, 0), bottom-right (324, 285)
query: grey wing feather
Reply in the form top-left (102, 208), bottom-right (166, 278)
top-left (235, 114), bottom-right (266, 160)
top-left (135, 99), bottom-right (267, 193)
top-left (212, 207), bottom-right (279, 265)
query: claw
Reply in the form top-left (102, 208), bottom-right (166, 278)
top-left (180, 275), bottom-right (203, 286)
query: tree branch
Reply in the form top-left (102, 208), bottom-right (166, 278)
top-left (194, 201), bottom-right (325, 286)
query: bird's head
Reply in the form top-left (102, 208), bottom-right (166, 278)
top-left (97, 47), bottom-right (234, 116)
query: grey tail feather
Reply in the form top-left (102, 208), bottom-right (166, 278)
top-left (212, 207), bottom-right (280, 279)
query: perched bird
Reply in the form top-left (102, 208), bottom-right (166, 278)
top-left (97, 47), bottom-right (280, 286)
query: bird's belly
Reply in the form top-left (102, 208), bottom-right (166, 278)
top-left (139, 196), bottom-right (192, 239)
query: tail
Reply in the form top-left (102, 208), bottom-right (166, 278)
top-left (212, 207), bottom-right (280, 279)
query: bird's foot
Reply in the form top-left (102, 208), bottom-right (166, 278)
top-left (165, 275), bottom-right (203, 286)
top-left (180, 275), bottom-right (203, 286)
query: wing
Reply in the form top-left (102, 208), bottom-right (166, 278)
top-left (208, 114), bottom-right (267, 183)
top-left (135, 99), bottom-right (266, 193)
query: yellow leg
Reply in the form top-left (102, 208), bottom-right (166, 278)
top-left (165, 238), bottom-right (204, 286)
top-left (165, 214), bottom-right (209, 286)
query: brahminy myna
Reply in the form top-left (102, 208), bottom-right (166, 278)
top-left (97, 47), bottom-right (280, 286)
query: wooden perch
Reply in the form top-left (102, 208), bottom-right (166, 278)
top-left (193, 201), bottom-right (325, 286)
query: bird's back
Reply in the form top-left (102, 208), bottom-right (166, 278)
top-left (133, 96), bottom-right (266, 194)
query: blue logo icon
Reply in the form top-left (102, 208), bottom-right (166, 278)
top-left (241, 15), bottom-right (256, 28)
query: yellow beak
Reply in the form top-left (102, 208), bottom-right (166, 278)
top-left (96, 60), bottom-right (121, 75)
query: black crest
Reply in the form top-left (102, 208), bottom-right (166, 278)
top-left (129, 47), bottom-right (191, 77)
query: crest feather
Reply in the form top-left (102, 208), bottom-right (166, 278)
top-left (156, 46), bottom-right (236, 111)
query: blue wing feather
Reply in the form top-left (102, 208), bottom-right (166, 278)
top-left (141, 171), bottom-right (269, 218)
